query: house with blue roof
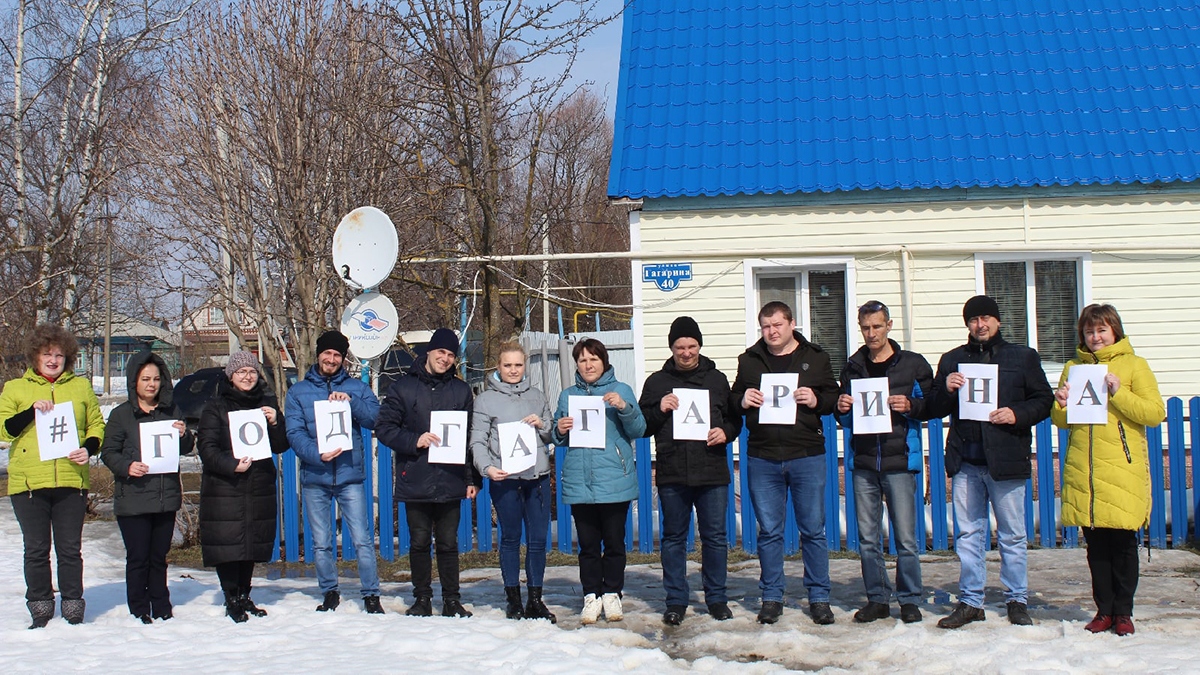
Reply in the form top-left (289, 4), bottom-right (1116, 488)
top-left (609, 0), bottom-right (1200, 398)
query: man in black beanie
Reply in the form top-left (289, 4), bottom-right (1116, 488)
top-left (926, 296), bottom-right (1053, 629)
top-left (638, 317), bottom-right (740, 626)
top-left (284, 330), bottom-right (384, 614)
top-left (375, 327), bottom-right (479, 618)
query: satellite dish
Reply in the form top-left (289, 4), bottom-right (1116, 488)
top-left (332, 206), bottom-right (398, 290)
top-left (340, 292), bottom-right (399, 360)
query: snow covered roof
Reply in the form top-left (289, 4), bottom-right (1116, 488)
top-left (608, 0), bottom-right (1200, 198)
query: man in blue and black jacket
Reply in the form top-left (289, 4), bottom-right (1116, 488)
top-left (285, 330), bottom-right (383, 615)
top-left (836, 301), bottom-right (933, 626)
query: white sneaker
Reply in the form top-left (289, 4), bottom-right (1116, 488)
top-left (602, 593), bottom-right (623, 622)
top-left (581, 593), bottom-right (603, 625)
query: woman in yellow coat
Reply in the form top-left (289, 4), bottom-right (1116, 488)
top-left (1051, 304), bottom-right (1164, 637)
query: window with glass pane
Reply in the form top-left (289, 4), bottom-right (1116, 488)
top-left (759, 276), bottom-right (797, 311)
top-left (808, 270), bottom-right (847, 379)
top-left (1034, 260), bottom-right (1077, 362)
top-left (983, 261), bottom-right (1028, 346)
top-left (983, 259), bottom-right (1079, 363)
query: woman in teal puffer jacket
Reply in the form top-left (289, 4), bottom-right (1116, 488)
top-left (552, 338), bottom-right (645, 625)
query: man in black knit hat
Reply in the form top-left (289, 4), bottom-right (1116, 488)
top-left (926, 296), bottom-right (1052, 629)
top-left (639, 317), bottom-right (741, 626)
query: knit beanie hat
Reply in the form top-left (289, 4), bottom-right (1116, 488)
top-left (427, 328), bottom-right (460, 356)
top-left (315, 330), bottom-right (350, 357)
top-left (962, 295), bottom-right (1001, 324)
top-left (668, 316), bottom-right (703, 347)
top-left (224, 350), bottom-right (261, 379)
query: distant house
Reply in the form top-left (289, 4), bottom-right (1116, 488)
top-left (610, 0), bottom-right (1200, 398)
top-left (78, 314), bottom-right (180, 380)
top-left (180, 298), bottom-right (293, 372)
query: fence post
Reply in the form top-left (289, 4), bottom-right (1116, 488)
top-left (477, 476), bottom-right (493, 552)
top-left (726, 442), bottom-right (738, 549)
top-left (1166, 398), bottom-right (1186, 548)
top-left (1058, 427), bottom-right (1078, 547)
top-left (824, 415), bottom-right (841, 550)
top-left (739, 428), bottom-right (756, 554)
top-left (555, 445), bottom-right (573, 553)
top-left (1147, 423), bottom-right (1167, 548)
top-left (1191, 397), bottom-right (1200, 543)
top-left (1035, 419), bottom-right (1055, 548)
top-left (927, 418), bottom-right (948, 550)
top-left (843, 429), bottom-right (858, 554)
top-left (377, 443), bottom-right (394, 561)
top-left (637, 438), bottom-right (654, 553)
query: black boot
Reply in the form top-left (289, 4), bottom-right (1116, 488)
top-left (504, 586), bottom-right (524, 620)
top-left (442, 598), bottom-right (472, 618)
top-left (224, 592), bottom-right (248, 623)
top-left (405, 596), bottom-right (433, 617)
top-left (524, 586), bottom-right (557, 624)
top-left (27, 599), bottom-right (54, 629)
top-left (316, 590), bottom-right (340, 612)
top-left (239, 593), bottom-right (268, 618)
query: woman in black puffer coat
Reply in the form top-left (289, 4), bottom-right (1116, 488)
top-left (101, 351), bottom-right (194, 623)
top-left (197, 351), bottom-right (288, 623)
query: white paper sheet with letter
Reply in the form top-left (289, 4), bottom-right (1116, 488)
top-left (851, 377), bottom-right (893, 435)
top-left (497, 420), bottom-right (538, 474)
top-left (758, 373), bottom-right (799, 425)
top-left (139, 419), bottom-right (180, 474)
top-left (1067, 364), bottom-right (1109, 425)
top-left (314, 399), bottom-right (353, 455)
top-left (568, 395), bottom-right (607, 448)
top-left (35, 401), bottom-right (78, 461)
top-left (228, 408), bottom-right (272, 461)
top-left (958, 363), bottom-right (999, 422)
top-left (672, 388), bottom-right (710, 441)
top-left (428, 410), bottom-right (468, 464)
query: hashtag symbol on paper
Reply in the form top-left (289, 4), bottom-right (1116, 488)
top-left (49, 417), bottom-right (68, 443)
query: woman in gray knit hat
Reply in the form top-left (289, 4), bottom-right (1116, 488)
top-left (196, 351), bottom-right (289, 622)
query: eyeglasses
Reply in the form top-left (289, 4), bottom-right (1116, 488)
top-left (233, 368), bottom-right (258, 377)
top-left (859, 300), bottom-right (888, 313)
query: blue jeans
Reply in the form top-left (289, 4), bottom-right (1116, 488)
top-left (303, 482), bottom-right (380, 597)
top-left (747, 454), bottom-right (830, 603)
top-left (659, 484), bottom-right (728, 607)
top-left (951, 462), bottom-right (1027, 607)
top-left (490, 475), bottom-right (551, 588)
top-left (853, 469), bottom-right (922, 606)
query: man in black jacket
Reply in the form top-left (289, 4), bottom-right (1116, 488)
top-left (639, 317), bottom-right (741, 626)
top-left (375, 328), bottom-right (478, 619)
top-left (926, 295), bottom-right (1053, 629)
top-left (835, 301), bottom-right (933, 625)
top-left (732, 301), bottom-right (839, 625)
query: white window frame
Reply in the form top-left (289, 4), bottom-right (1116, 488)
top-left (973, 252), bottom-right (1092, 350)
top-left (742, 257), bottom-right (857, 350)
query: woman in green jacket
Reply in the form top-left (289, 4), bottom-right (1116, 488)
top-left (0, 325), bottom-right (105, 628)
top-left (1051, 304), bottom-right (1164, 637)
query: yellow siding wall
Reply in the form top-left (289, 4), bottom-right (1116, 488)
top-left (635, 194), bottom-right (1200, 400)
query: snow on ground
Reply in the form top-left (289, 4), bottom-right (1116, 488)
top-left (0, 496), bottom-right (1198, 673)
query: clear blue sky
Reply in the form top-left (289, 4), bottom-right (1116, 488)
top-left (566, 0), bottom-right (625, 120)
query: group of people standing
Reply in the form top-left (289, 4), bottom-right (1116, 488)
top-left (1, 294), bottom-right (1162, 637)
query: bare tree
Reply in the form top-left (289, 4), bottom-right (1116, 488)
top-left (0, 0), bottom-right (192, 336)
top-left (381, 0), bottom-right (617, 359)
top-left (142, 0), bottom-right (424, 391)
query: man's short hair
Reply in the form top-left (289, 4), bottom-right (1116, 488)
top-left (857, 300), bottom-right (890, 322)
top-left (757, 301), bottom-right (794, 323)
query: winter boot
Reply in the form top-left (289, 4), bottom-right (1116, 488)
top-left (224, 592), bottom-right (248, 623)
top-left (524, 587), bottom-right (557, 624)
top-left (239, 594), bottom-right (268, 618)
top-left (442, 598), bottom-right (472, 618)
top-left (27, 599), bottom-right (54, 629)
top-left (504, 586), bottom-right (524, 620)
top-left (316, 590), bottom-right (340, 612)
top-left (363, 595), bottom-right (385, 614)
top-left (61, 598), bottom-right (85, 625)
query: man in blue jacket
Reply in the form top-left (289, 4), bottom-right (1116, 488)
top-left (835, 301), bottom-right (933, 625)
top-left (285, 330), bottom-right (383, 614)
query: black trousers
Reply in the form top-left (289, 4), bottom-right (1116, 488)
top-left (406, 501), bottom-right (461, 601)
top-left (572, 501), bottom-right (630, 596)
top-left (1084, 527), bottom-right (1140, 616)
top-left (117, 511), bottom-right (177, 617)
top-left (11, 488), bottom-right (87, 602)
top-left (214, 560), bottom-right (256, 596)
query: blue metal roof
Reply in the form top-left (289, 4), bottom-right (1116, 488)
top-left (608, 0), bottom-right (1200, 199)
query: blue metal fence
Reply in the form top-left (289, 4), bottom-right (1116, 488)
top-left (270, 397), bottom-right (1200, 563)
